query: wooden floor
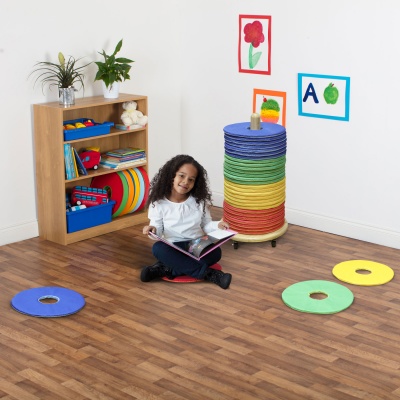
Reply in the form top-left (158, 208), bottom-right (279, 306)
top-left (1, 208), bottom-right (400, 399)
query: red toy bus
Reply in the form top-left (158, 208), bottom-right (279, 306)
top-left (71, 186), bottom-right (108, 207)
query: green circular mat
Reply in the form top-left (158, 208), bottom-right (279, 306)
top-left (223, 154), bottom-right (286, 185)
top-left (224, 164), bottom-right (285, 174)
top-left (224, 154), bottom-right (286, 167)
top-left (224, 171), bottom-right (285, 185)
top-left (282, 280), bottom-right (354, 314)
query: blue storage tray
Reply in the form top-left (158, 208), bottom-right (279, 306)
top-left (66, 200), bottom-right (116, 233)
top-left (63, 118), bottom-right (114, 141)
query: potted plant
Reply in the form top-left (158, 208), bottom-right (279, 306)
top-left (30, 52), bottom-right (91, 107)
top-left (94, 39), bottom-right (134, 99)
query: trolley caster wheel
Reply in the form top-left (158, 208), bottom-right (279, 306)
top-left (271, 240), bottom-right (277, 248)
top-left (233, 241), bottom-right (239, 249)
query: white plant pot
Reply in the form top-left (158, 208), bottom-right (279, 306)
top-left (102, 81), bottom-right (120, 99)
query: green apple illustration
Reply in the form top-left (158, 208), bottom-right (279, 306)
top-left (324, 83), bottom-right (339, 104)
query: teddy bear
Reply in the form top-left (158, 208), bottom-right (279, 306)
top-left (120, 101), bottom-right (148, 127)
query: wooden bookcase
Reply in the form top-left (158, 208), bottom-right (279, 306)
top-left (33, 93), bottom-right (149, 245)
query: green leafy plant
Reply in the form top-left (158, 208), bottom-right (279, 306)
top-left (30, 52), bottom-right (91, 93)
top-left (94, 39), bottom-right (134, 88)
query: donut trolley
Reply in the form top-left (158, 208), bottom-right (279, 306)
top-left (223, 115), bottom-right (288, 248)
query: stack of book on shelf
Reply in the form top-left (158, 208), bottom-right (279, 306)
top-left (64, 144), bottom-right (88, 180)
top-left (100, 147), bottom-right (146, 170)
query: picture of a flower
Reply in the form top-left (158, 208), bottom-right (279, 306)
top-left (239, 15), bottom-right (271, 75)
top-left (243, 20), bottom-right (265, 69)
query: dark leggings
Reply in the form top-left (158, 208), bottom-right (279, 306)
top-left (152, 240), bottom-right (222, 279)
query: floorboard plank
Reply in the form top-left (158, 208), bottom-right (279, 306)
top-left (0, 208), bottom-right (399, 399)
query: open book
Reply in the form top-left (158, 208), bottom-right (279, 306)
top-left (149, 229), bottom-right (237, 261)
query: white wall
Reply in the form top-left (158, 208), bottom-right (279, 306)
top-left (180, 0), bottom-right (400, 249)
top-left (0, 0), bottom-right (182, 245)
top-left (1, 0), bottom-right (399, 249)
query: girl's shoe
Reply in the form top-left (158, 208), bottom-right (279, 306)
top-left (204, 268), bottom-right (232, 289)
top-left (140, 262), bottom-right (172, 282)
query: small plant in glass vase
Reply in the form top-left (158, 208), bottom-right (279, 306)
top-left (30, 52), bottom-right (91, 107)
top-left (94, 39), bottom-right (134, 99)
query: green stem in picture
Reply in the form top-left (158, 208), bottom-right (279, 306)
top-left (248, 43), bottom-right (262, 69)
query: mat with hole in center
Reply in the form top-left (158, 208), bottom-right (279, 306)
top-left (282, 280), bottom-right (354, 314)
top-left (332, 260), bottom-right (394, 286)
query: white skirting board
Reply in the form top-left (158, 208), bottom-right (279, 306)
top-left (212, 192), bottom-right (400, 250)
top-left (0, 221), bottom-right (39, 247)
top-left (285, 208), bottom-right (400, 250)
top-left (2, 199), bottom-right (399, 250)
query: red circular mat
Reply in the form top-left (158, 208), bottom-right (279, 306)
top-left (162, 263), bottom-right (222, 283)
top-left (224, 201), bottom-right (285, 216)
top-left (91, 172), bottom-right (125, 216)
top-left (223, 201), bottom-right (285, 235)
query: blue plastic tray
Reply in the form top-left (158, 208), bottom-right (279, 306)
top-left (66, 200), bottom-right (116, 233)
top-left (63, 118), bottom-right (114, 141)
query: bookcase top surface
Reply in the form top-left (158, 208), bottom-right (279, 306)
top-left (34, 93), bottom-right (147, 109)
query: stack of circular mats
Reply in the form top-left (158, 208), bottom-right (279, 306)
top-left (91, 166), bottom-right (149, 217)
top-left (223, 122), bottom-right (288, 242)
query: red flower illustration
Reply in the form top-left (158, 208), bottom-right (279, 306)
top-left (243, 20), bottom-right (265, 69)
top-left (244, 21), bottom-right (265, 48)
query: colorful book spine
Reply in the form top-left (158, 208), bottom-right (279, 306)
top-left (100, 158), bottom-right (147, 169)
top-left (106, 148), bottom-right (145, 157)
top-left (71, 146), bottom-right (78, 178)
top-left (72, 147), bottom-right (88, 176)
top-left (68, 144), bottom-right (76, 178)
top-left (101, 153), bottom-right (146, 163)
top-left (64, 144), bottom-right (74, 180)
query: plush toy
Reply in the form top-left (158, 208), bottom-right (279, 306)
top-left (121, 101), bottom-right (148, 127)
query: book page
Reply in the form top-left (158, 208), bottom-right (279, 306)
top-left (188, 236), bottom-right (214, 258)
top-left (207, 229), bottom-right (236, 240)
top-left (148, 229), bottom-right (237, 261)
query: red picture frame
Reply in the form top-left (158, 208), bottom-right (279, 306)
top-left (239, 15), bottom-right (271, 75)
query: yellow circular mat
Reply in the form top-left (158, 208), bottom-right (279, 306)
top-left (332, 260), bottom-right (394, 286)
top-left (233, 221), bottom-right (288, 243)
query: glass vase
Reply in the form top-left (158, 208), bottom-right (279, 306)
top-left (59, 87), bottom-right (76, 107)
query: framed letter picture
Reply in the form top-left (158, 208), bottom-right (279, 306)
top-left (298, 73), bottom-right (351, 121)
top-left (253, 89), bottom-right (286, 127)
top-left (239, 15), bottom-right (271, 75)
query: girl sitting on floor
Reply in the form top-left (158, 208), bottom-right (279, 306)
top-left (141, 154), bottom-right (232, 289)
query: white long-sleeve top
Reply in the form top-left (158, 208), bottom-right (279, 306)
top-left (148, 196), bottom-right (219, 243)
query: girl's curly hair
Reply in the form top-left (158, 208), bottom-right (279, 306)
top-left (146, 154), bottom-right (212, 211)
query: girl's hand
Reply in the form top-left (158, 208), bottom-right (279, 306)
top-left (218, 219), bottom-right (230, 230)
top-left (143, 225), bottom-right (156, 235)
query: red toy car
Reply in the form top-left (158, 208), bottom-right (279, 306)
top-left (79, 150), bottom-right (101, 170)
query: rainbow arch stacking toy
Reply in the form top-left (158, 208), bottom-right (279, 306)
top-left (223, 120), bottom-right (288, 247)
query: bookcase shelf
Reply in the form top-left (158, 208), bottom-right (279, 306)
top-left (33, 93), bottom-right (149, 245)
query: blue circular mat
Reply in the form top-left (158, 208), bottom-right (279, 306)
top-left (11, 287), bottom-right (85, 317)
top-left (224, 149), bottom-right (287, 160)
top-left (225, 142), bottom-right (287, 152)
top-left (224, 123), bottom-right (287, 161)
top-left (224, 122), bottom-right (286, 138)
